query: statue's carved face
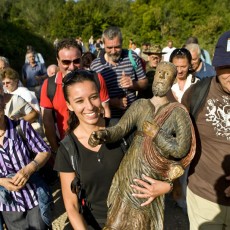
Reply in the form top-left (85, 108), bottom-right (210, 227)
top-left (152, 63), bottom-right (176, 97)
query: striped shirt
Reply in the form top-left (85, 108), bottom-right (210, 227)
top-left (0, 117), bottom-right (50, 212)
top-left (91, 49), bottom-right (146, 118)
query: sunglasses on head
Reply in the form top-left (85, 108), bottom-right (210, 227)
top-left (175, 49), bottom-right (186, 56)
top-left (60, 58), bottom-right (81, 66)
top-left (62, 69), bottom-right (94, 86)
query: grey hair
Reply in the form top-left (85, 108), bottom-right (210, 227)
top-left (0, 56), bottom-right (9, 67)
top-left (102, 26), bottom-right (123, 44)
top-left (185, 43), bottom-right (201, 58)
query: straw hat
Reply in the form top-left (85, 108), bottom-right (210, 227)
top-left (143, 45), bottom-right (166, 55)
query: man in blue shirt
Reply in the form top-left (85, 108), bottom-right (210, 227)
top-left (185, 43), bottom-right (216, 79)
top-left (22, 50), bottom-right (47, 100)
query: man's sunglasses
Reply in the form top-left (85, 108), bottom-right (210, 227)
top-left (60, 58), bottom-right (81, 66)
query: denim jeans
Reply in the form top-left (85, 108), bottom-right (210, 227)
top-left (0, 173), bottom-right (53, 227)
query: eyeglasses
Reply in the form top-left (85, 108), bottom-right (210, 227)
top-left (60, 58), bottom-right (81, 66)
top-left (150, 56), bottom-right (161, 61)
top-left (2, 81), bottom-right (12, 85)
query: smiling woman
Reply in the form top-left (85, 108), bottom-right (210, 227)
top-left (54, 70), bottom-right (125, 229)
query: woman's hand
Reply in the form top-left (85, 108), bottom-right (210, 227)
top-left (88, 130), bottom-right (109, 147)
top-left (131, 174), bottom-right (172, 206)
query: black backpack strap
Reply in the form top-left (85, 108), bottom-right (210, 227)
top-left (190, 77), bottom-right (212, 120)
top-left (47, 75), bottom-right (57, 102)
top-left (61, 133), bottom-right (80, 175)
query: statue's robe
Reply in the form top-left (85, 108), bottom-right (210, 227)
top-left (103, 99), bottom-right (196, 230)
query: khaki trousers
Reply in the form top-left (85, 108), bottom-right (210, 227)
top-left (187, 187), bottom-right (230, 230)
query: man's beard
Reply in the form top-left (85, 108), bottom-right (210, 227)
top-left (152, 84), bottom-right (170, 97)
top-left (108, 52), bottom-right (121, 62)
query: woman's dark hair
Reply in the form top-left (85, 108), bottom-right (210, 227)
top-left (169, 48), bottom-right (196, 83)
top-left (169, 48), bottom-right (192, 63)
top-left (62, 69), bottom-right (100, 133)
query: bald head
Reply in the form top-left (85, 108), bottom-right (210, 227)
top-left (47, 64), bottom-right (58, 77)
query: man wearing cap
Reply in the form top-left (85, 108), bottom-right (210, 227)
top-left (138, 45), bottom-right (165, 99)
top-left (181, 30), bottom-right (230, 230)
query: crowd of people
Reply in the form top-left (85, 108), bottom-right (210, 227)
top-left (0, 26), bottom-right (229, 230)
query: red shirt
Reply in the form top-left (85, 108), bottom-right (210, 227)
top-left (40, 71), bottom-right (109, 139)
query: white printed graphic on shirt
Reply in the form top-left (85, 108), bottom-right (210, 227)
top-left (205, 96), bottom-right (230, 140)
top-left (227, 38), bottom-right (230, 52)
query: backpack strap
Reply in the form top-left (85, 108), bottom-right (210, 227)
top-left (47, 75), bottom-right (57, 102)
top-left (128, 49), bottom-right (138, 71)
top-left (190, 77), bottom-right (212, 120)
top-left (201, 49), bottom-right (206, 62)
top-left (61, 133), bottom-right (80, 176)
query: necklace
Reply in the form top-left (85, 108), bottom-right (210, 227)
top-left (96, 152), bottom-right (103, 163)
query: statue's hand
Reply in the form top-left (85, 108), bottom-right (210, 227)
top-left (88, 130), bottom-right (109, 147)
top-left (142, 121), bottom-right (159, 138)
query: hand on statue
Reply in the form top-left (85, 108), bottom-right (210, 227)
top-left (224, 176), bottom-right (230, 197)
top-left (142, 121), bottom-right (160, 138)
top-left (88, 130), bottom-right (109, 147)
top-left (130, 174), bottom-right (172, 206)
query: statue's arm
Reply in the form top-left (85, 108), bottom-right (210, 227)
top-left (106, 100), bottom-right (142, 142)
top-left (89, 100), bottom-right (143, 147)
top-left (155, 107), bottom-right (192, 159)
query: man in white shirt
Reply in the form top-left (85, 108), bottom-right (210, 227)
top-left (162, 40), bottom-right (176, 62)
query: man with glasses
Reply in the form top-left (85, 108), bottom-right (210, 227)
top-left (91, 26), bottom-right (147, 119)
top-left (40, 38), bottom-right (110, 153)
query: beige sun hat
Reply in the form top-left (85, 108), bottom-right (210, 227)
top-left (143, 45), bottom-right (166, 55)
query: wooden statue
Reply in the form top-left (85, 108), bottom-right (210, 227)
top-left (89, 62), bottom-right (196, 230)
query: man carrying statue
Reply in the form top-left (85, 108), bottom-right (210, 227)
top-left (89, 61), bottom-right (196, 229)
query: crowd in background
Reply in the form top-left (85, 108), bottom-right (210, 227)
top-left (0, 26), bottom-right (229, 230)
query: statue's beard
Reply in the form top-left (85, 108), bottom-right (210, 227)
top-left (152, 84), bottom-right (170, 97)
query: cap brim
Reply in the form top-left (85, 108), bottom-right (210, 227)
top-left (143, 51), bottom-right (166, 55)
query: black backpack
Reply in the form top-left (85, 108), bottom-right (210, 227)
top-left (189, 77), bottom-right (212, 120)
top-left (60, 118), bottom-right (132, 229)
top-left (47, 71), bottom-right (101, 102)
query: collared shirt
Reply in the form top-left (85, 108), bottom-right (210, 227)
top-left (194, 61), bottom-right (216, 80)
top-left (0, 117), bottom-right (50, 211)
top-left (22, 62), bottom-right (47, 87)
top-left (90, 49), bottom-right (146, 118)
